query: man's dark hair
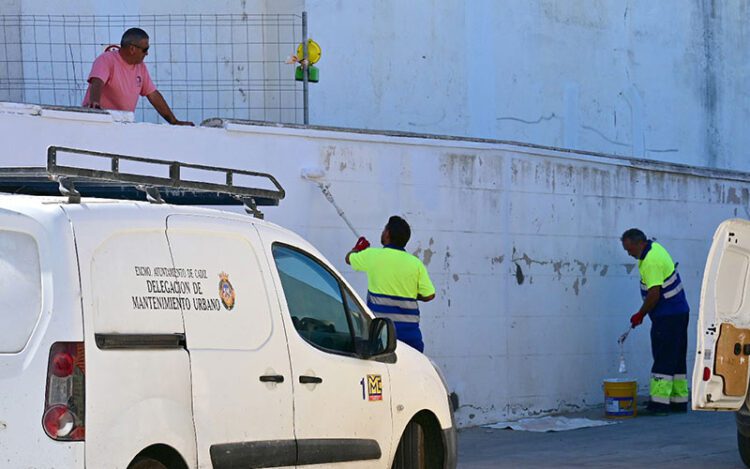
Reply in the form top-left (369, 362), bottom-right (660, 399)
top-left (386, 215), bottom-right (411, 249)
top-left (621, 228), bottom-right (647, 243)
top-left (121, 28), bottom-right (149, 47)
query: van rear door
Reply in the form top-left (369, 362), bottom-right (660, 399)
top-left (166, 215), bottom-right (295, 468)
top-left (693, 218), bottom-right (750, 410)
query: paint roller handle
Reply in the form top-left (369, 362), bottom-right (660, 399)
top-left (351, 236), bottom-right (371, 253)
top-left (617, 327), bottom-right (631, 345)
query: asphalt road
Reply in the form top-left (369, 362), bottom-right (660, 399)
top-left (458, 407), bottom-right (742, 468)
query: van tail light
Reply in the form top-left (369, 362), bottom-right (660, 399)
top-left (43, 342), bottom-right (85, 440)
top-left (703, 366), bottom-right (711, 381)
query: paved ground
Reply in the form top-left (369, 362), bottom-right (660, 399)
top-left (458, 406), bottom-right (743, 468)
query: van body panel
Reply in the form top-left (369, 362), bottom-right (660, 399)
top-left (0, 229), bottom-right (42, 353)
top-left (693, 219), bottom-right (750, 411)
top-left (256, 224), bottom-right (395, 468)
top-left (89, 228), bottom-right (185, 335)
top-left (166, 215), bottom-right (295, 469)
top-left (80, 349), bottom-right (196, 469)
top-left (388, 345), bottom-right (454, 432)
top-left (65, 204), bottom-right (197, 468)
top-left (0, 201), bottom-right (85, 467)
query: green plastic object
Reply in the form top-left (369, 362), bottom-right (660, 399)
top-left (295, 65), bottom-right (319, 83)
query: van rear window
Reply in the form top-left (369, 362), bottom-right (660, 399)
top-left (0, 231), bottom-right (41, 353)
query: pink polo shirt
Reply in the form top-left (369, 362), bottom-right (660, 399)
top-left (82, 50), bottom-right (157, 112)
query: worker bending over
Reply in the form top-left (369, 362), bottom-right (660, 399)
top-left (82, 27), bottom-right (193, 126)
top-left (346, 216), bottom-right (435, 352)
top-left (621, 228), bottom-right (690, 414)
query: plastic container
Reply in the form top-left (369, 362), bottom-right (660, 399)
top-left (603, 378), bottom-right (637, 418)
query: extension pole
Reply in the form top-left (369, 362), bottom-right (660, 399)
top-left (318, 183), bottom-right (360, 238)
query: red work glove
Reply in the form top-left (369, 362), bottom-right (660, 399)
top-left (351, 236), bottom-right (370, 253)
top-left (630, 311), bottom-right (646, 328)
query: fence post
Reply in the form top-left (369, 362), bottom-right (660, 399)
top-left (302, 11), bottom-right (309, 125)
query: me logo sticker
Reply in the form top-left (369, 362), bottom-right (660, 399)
top-left (218, 272), bottom-right (235, 310)
top-left (367, 374), bottom-right (383, 401)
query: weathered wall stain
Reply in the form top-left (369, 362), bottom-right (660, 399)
top-left (491, 255), bottom-right (505, 265)
top-left (413, 237), bottom-right (435, 266)
top-left (514, 263), bottom-right (525, 285)
top-left (440, 153), bottom-right (478, 186)
top-left (553, 261), bottom-right (570, 280)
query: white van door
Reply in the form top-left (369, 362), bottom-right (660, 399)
top-left (166, 215), bottom-right (296, 468)
top-left (265, 237), bottom-right (393, 468)
top-left (693, 218), bottom-right (750, 410)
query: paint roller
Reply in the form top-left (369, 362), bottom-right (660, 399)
top-left (300, 167), bottom-right (361, 239)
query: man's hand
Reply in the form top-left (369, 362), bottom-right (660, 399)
top-left (630, 311), bottom-right (646, 328)
top-left (352, 236), bottom-right (370, 253)
top-left (172, 120), bottom-right (195, 126)
top-left (84, 77), bottom-right (104, 109)
top-left (418, 293), bottom-right (435, 302)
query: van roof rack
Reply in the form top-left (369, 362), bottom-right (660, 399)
top-left (0, 146), bottom-right (285, 219)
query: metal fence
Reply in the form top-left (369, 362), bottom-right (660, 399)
top-left (0, 14), bottom-right (306, 124)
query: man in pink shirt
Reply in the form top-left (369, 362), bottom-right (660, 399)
top-left (83, 28), bottom-right (193, 126)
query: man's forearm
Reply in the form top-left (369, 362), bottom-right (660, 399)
top-left (638, 287), bottom-right (661, 315)
top-left (147, 91), bottom-right (177, 124)
top-left (86, 78), bottom-right (104, 107)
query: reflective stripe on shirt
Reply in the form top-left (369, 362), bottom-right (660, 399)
top-left (367, 291), bottom-right (420, 324)
top-left (367, 292), bottom-right (419, 310)
top-left (640, 269), bottom-right (684, 301)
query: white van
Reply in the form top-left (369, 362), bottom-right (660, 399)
top-left (692, 218), bottom-right (750, 467)
top-left (0, 147), bottom-right (456, 468)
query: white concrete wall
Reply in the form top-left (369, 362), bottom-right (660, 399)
top-left (305, 0), bottom-right (750, 170)
top-left (2, 105), bottom-right (750, 426)
top-left (6, 1), bottom-right (749, 169)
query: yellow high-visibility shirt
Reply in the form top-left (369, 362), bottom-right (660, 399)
top-left (349, 247), bottom-right (435, 299)
top-left (638, 241), bottom-right (675, 289)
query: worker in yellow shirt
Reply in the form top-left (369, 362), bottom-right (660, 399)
top-left (346, 216), bottom-right (435, 352)
top-left (622, 228), bottom-right (690, 414)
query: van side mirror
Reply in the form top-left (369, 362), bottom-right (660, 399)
top-left (365, 317), bottom-right (396, 358)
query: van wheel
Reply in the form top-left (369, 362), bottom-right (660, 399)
top-left (739, 431), bottom-right (750, 468)
top-left (392, 419), bottom-right (424, 469)
top-left (392, 413), bottom-right (445, 469)
top-left (128, 457), bottom-right (168, 469)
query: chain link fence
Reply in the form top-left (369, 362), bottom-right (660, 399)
top-left (0, 14), bottom-right (306, 124)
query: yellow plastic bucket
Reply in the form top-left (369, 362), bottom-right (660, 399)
top-left (603, 378), bottom-right (637, 418)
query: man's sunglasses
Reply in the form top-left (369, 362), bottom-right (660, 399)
top-left (129, 44), bottom-right (149, 53)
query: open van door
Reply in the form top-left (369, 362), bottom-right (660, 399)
top-left (693, 219), bottom-right (750, 410)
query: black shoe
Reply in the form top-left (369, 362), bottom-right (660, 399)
top-left (642, 402), bottom-right (671, 416)
top-left (669, 402), bottom-right (688, 413)
top-left (639, 408), bottom-right (669, 417)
